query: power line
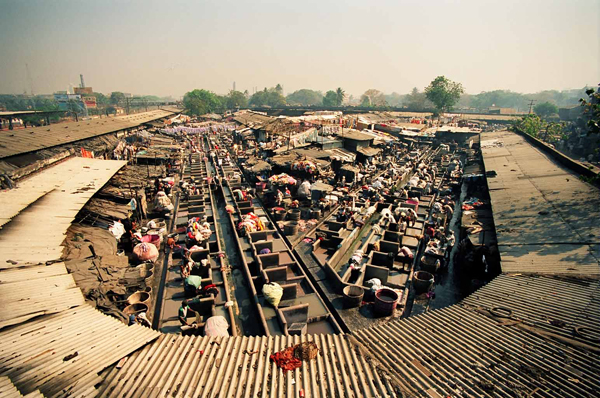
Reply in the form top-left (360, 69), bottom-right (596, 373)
top-left (528, 99), bottom-right (537, 114)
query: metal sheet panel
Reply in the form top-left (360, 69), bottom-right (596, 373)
top-left (0, 158), bottom-right (123, 228)
top-left (462, 273), bottom-right (600, 348)
top-left (96, 333), bottom-right (397, 398)
top-left (0, 158), bottom-right (126, 266)
top-left (0, 110), bottom-right (174, 159)
top-left (0, 305), bottom-right (159, 397)
top-left (354, 305), bottom-right (600, 398)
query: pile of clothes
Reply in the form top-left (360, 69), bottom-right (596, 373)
top-left (462, 197), bottom-right (484, 211)
top-left (269, 173), bottom-right (297, 185)
top-left (187, 217), bottom-right (212, 242)
top-left (292, 160), bottom-right (318, 174)
top-left (297, 219), bottom-right (318, 232)
top-left (133, 242), bottom-right (159, 262)
top-left (237, 212), bottom-right (265, 233)
top-left (154, 192), bottom-right (174, 212)
top-left (232, 189), bottom-right (248, 201)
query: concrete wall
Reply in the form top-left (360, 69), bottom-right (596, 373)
top-left (513, 130), bottom-right (599, 182)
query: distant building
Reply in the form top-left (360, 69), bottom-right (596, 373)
top-left (558, 105), bottom-right (583, 121)
top-left (83, 96), bottom-right (97, 109)
top-left (123, 93), bottom-right (133, 98)
top-left (338, 130), bottom-right (374, 152)
top-left (74, 87), bottom-right (93, 95)
top-left (53, 93), bottom-right (84, 111)
top-left (488, 107), bottom-right (517, 115)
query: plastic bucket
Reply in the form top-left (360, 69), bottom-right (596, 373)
top-left (288, 209), bottom-right (301, 221)
top-left (420, 255), bottom-right (441, 273)
top-left (374, 288), bottom-right (399, 316)
top-left (413, 270), bottom-right (434, 293)
top-left (137, 262), bottom-right (154, 278)
top-left (274, 210), bottom-right (286, 221)
top-left (342, 285), bottom-right (364, 308)
top-left (284, 222), bottom-right (299, 235)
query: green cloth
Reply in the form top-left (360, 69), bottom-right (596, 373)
top-left (184, 275), bottom-right (202, 295)
top-left (185, 275), bottom-right (202, 288)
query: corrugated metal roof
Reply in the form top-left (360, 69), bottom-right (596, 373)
top-left (0, 262), bottom-right (84, 329)
top-left (0, 156), bottom-right (159, 398)
top-left (0, 110), bottom-right (174, 159)
top-left (0, 157), bottom-right (124, 228)
top-left (0, 305), bottom-right (159, 397)
top-left (96, 333), bottom-right (399, 398)
top-left (481, 130), bottom-right (600, 275)
top-left (0, 376), bottom-right (45, 397)
top-left (354, 304), bottom-right (600, 398)
top-left (0, 158), bottom-right (126, 265)
top-left (463, 274), bottom-right (600, 349)
top-left (356, 147), bottom-right (382, 157)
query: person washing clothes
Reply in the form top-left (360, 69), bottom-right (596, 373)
top-left (178, 300), bottom-right (199, 326)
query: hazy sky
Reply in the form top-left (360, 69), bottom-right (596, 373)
top-left (0, 0), bottom-right (598, 98)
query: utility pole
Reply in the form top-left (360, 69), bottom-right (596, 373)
top-left (528, 100), bottom-right (537, 115)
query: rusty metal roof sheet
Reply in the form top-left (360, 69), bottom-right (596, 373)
top-left (0, 110), bottom-right (174, 159)
top-left (481, 130), bottom-right (600, 275)
top-left (0, 157), bottom-right (124, 228)
top-left (0, 158), bottom-right (126, 265)
top-left (0, 305), bottom-right (159, 397)
top-left (96, 333), bottom-right (399, 398)
top-left (0, 262), bottom-right (84, 329)
top-left (354, 303), bottom-right (600, 398)
top-left (462, 273), bottom-right (600, 349)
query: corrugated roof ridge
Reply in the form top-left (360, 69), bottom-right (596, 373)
top-left (95, 333), bottom-right (394, 398)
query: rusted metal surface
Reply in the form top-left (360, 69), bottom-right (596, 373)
top-left (96, 333), bottom-right (397, 398)
top-left (0, 110), bottom-right (175, 159)
top-left (0, 305), bottom-right (159, 397)
top-left (0, 158), bottom-right (126, 265)
top-left (463, 273), bottom-right (600, 349)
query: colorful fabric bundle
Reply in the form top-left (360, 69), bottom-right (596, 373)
top-left (292, 160), bottom-right (317, 174)
top-left (237, 212), bottom-right (265, 233)
top-left (268, 173), bottom-right (297, 185)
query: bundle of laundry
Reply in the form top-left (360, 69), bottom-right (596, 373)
top-left (237, 212), bottom-right (265, 233)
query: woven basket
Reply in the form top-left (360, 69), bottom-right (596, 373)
top-left (294, 342), bottom-right (319, 361)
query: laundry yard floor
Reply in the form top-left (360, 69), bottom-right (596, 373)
top-left (0, 109), bottom-right (598, 398)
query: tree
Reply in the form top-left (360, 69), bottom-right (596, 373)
top-left (322, 90), bottom-right (338, 107)
top-left (534, 101), bottom-right (559, 118)
top-left (335, 87), bottom-right (345, 106)
top-left (249, 86), bottom-right (286, 107)
top-left (579, 86), bottom-right (600, 135)
top-left (385, 92), bottom-right (404, 107)
top-left (110, 91), bottom-right (125, 106)
top-left (183, 89), bottom-right (222, 115)
top-left (512, 114), bottom-right (545, 138)
top-left (360, 89), bottom-right (386, 107)
top-left (67, 99), bottom-right (83, 121)
top-left (424, 76), bottom-right (464, 114)
top-left (286, 89), bottom-right (324, 106)
top-left (225, 90), bottom-right (248, 109)
top-left (275, 84), bottom-right (283, 95)
top-left (405, 87), bottom-right (431, 111)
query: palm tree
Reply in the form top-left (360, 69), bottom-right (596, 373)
top-left (336, 87), bottom-right (345, 106)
